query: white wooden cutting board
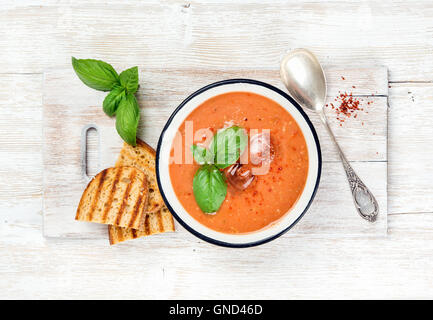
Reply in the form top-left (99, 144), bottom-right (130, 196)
top-left (43, 66), bottom-right (388, 239)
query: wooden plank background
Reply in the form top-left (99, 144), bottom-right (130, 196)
top-left (1, 0), bottom-right (433, 299)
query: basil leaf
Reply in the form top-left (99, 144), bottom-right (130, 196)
top-left (211, 126), bottom-right (248, 169)
top-left (119, 66), bottom-right (139, 94)
top-left (193, 165), bottom-right (227, 213)
top-left (71, 57), bottom-right (119, 91)
top-left (115, 93), bottom-right (140, 146)
top-left (102, 85), bottom-right (125, 116)
top-left (191, 145), bottom-right (214, 165)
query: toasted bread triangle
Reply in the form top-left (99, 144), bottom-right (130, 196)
top-left (108, 140), bottom-right (175, 245)
top-left (76, 166), bottom-right (148, 230)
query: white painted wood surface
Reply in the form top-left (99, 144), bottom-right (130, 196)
top-left (42, 67), bottom-right (387, 238)
top-left (1, 0), bottom-right (433, 299)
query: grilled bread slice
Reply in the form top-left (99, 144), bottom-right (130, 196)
top-left (115, 139), bottom-right (164, 213)
top-left (108, 207), bottom-right (175, 245)
top-left (76, 167), bottom-right (149, 230)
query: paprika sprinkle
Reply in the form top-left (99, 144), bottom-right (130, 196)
top-left (326, 90), bottom-right (373, 126)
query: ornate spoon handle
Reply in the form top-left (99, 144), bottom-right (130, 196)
top-left (319, 111), bottom-right (379, 222)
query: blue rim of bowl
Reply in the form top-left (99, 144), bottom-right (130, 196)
top-left (156, 79), bottom-right (322, 248)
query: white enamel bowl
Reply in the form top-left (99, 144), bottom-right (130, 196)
top-left (156, 79), bottom-right (322, 247)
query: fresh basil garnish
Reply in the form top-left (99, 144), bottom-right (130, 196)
top-left (119, 66), bottom-right (139, 94)
top-left (191, 145), bottom-right (214, 165)
top-left (190, 125), bottom-right (247, 214)
top-left (71, 57), bottom-right (119, 91)
top-left (193, 164), bottom-right (227, 213)
top-left (115, 93), bottom-right (140, 146)
top-left (72, 57), bottom-right (142, 146)
top-left (103, 85), bottom-right (125, 116)
top-left (211, 126), bottom-right (247, 169)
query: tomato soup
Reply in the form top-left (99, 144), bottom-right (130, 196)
top-left (169, 92), bottom-right (309, 234)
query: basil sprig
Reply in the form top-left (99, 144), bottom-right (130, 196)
top-left (72, 57), bottom-right (140, 146)
top-left (191, 126), bottom-right (247, 213)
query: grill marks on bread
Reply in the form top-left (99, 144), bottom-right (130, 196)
top-left (115, 169), bottom-right (136, 226)
top-left (101, 167), bottom-right (123, 222)
top-left (115, 139), bottom-right (164, 213)
top-left (128, 175), bottom-right (147, 228)
top-left (87, 169), bottom-right (107, 221)
top-left (107, 140), bottom-right (175, 245)
top-left (108, 207), bottom-right (175, 245)
top-left (75, 167), bottom-right (149, 230)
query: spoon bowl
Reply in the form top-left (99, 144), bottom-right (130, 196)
top-left (280, 49), bottom-right (327, 112)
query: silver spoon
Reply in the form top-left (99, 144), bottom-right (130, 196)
top-left (280, 48), bottom-right (379, 222)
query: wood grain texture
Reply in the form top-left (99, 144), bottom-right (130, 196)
top-left (1, 234), bottom-right (433, 299)
top-left (388, 82), bottom-right (433, 214)
top-left (1, 0), bottom-right (433, 300)
top-left (42, 67), bottom-right (387, 238)
top-left (1, 1), bottom-right (433, 82)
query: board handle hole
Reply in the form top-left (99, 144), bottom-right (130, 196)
top-left (81, 124), bottom-right (100, 181)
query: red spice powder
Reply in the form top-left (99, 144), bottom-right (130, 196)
top-left (326, 90), bottom-right (373, 125)
top-left (335, 92), bottom-right (361, 122)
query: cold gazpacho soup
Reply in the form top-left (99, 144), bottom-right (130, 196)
top-left (169, 91), bottom-right (308, 234)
